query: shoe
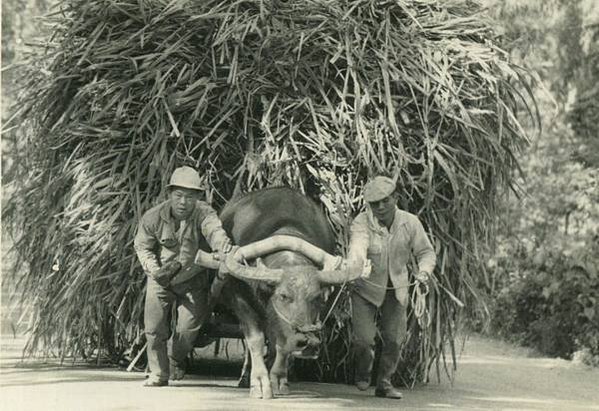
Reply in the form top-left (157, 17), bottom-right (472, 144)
top-left (170, 364), bottom-right (186, 381)
top-left (375, 386), bottom-right (403, 399)
top-left (355, 380), bottom-right (370, 391)
top-left (143, 379), bottom-right (168, 387)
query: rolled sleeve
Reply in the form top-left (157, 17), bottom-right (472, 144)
top-left (133, 215), bottom-right (161, 275)
top-left (411, 218), bottom-right (436, 275)
top-left (348, 214), bottom-right (370, 265)
top-left (197, 202), bottom-right (230, 252)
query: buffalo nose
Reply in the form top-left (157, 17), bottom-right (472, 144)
top-left (297, 344), bottom-right (320, 359)
top-left (306, 333), bottom-right (320, 347)
top-left (295, 337), bottom-right (309, 350)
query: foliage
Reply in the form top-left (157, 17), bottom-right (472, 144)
top-left (1, 0), bottom-right (52, 65)
top-left (489, 0), bottom-right (599, 165)
top-left (477, 0), bottom-right (599, 366)
top-left (3, 0), bottom-right (532, 384)
top-left (567, 16), bottom-right (599, 166)
top-left (488, 235), bottom-right (599, 363)
top-left (2, 0), bottom-right (53, 181)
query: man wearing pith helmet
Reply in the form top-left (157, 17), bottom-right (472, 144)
top-left (348, 175), bottom-right (436, 399)
top-left (134, 166), bottom-right (234, 387)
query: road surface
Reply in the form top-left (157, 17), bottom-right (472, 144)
top-left (1, 334), bottom-right (598, 410)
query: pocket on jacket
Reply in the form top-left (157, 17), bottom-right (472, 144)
top-left (159, 238), bottom-right (178, 249)
top-left (368, 236), bottom-right (383, 255)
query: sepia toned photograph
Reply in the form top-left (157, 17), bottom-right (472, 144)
top-left (1, 0), bottom-right (598, 410)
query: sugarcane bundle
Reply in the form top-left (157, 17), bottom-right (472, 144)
top-left (4, 0), bottom-right (533, 384)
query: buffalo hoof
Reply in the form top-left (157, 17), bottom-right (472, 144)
top-left (275, 382), bottom-right (290, 396)
top-left (237, 375), bottom-right (250, 388)
top-left (250, 380), bottom-right (273, 399)
top-left (271, 376), bottom-right (290, 395)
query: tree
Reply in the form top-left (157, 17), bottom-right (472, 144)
top-left (482, 0), bottom-right (599, 364)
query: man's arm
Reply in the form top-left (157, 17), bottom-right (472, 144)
top-left (197, 202), bottom-right (233, 253)
top-left (135, 214), bottom-right (183, 287)
top-left (347, 214), bottom-right (370, 267)
top-left (411, 217), bottom-right (436, 281)
top-left (133, 215), bottom-right (161, 275)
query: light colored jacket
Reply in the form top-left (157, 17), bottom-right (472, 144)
top-left (348, 207), bottom-right (436, 306)
top-left (134, 199), bottom-right (229, 276)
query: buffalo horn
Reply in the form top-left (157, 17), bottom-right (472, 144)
top-left (232, 235), bottom-right (342, 269)
top-left (224, 247), bottom-right (285, 282)
top-left (223, 235), bottom-right (364, 283)
top-left (317, 259), bottom-right (366, 284)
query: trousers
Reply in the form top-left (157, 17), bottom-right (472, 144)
top-left (144, 276), bottom-right (210, 381)
top-left (351, 289), bottom-right (407, 388)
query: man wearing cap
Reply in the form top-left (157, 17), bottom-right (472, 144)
top-left (134, 166), bottom-right (234, 387)
top-left (348, 175), bottom-right (436, 399)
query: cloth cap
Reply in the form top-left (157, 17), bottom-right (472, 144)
top-left (363, 176), bottom-right (396, 202)
top-left (167, 166), bottom-right (204, 191)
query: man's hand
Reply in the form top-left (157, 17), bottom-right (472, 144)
top-left (220, 237), bottom-right (233, 254)
top-left (212, 245), bottom-right (238, 279)
top-left (344, 257), bottom-right (371, 281)
top-left (152, 261), bottom-right (182, 287)
top-left (415, 271), bottom-right (430, 286)
top-left (212, 245), bottom-right (238, 262)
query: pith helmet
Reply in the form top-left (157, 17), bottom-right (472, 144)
top-left (363, 176), bottom-right (396, 202)
top-left (166, 166), bottom-right (204, 191)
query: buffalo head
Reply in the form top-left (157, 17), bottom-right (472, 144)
top-left (223, 235), bottom-right (364, 359)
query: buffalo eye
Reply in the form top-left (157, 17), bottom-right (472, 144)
top-left (278, 292), bottom-right (293, 303)
top-left (312, 295), bottom-right (324, 307)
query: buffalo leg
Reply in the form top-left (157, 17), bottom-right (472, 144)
top-left (238, 345), bottom-right (250, 388)
top-left (226, 290), bottom-right (273, 399)
top-left (269, 345), bottom-right (290, 395)
top-left (244, 327), bottom-right (273, 398)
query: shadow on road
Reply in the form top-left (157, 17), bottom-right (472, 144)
top-left (2, 334), bottom-right (599, 410)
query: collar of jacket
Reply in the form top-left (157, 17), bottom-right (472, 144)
top-left (159, 200), bottom-right (172, 223)
top-left (366, 206), bottom-right (408, 234)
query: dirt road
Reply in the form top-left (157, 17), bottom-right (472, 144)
top-left (1, 334), bottom-right (598, 410)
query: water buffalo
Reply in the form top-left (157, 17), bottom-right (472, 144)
top-left (198, 187), bottom-right (363, 399)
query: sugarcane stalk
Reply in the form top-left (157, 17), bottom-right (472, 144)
top-left (126, 342), bottom-right (147, 373)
